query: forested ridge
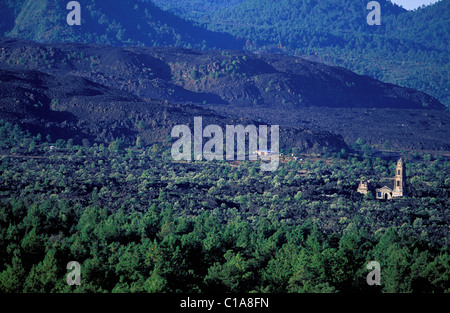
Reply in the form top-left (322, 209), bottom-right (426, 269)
top-left (0, 120), bottom-right (448, 293)
top-left (153, 0), bottom-right (450, 108)
top-left (1, 0), bottom-right (448, 107)
top-left (0, 0), bottom-right (242, 50)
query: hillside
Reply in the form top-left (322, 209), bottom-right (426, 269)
top-left (0, 38), bottom-right (448, 151)
top-left (1, 0), bottom-right (447, 108)
top-left (152, 0), bottom-right (450, 108)
top-left (0, 64), bottom-right (348, 154)
top-left (0, 38), bottom-right (443, 112)
top-left (0, 0), bottom-right (242, 50)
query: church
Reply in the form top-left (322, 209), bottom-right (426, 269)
top-left (357, 158), bottom-right (408, 200)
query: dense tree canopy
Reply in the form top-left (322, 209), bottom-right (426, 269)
top-left (0, 120), bottom-right (448, 293)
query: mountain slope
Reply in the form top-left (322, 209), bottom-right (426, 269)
top-left (0, 63), bottom-right (348, 154)
top-left (0, 0), bottom-right (243, 50)
top-left (0, 38), bottom-right (448, 151)
top-left (0, 37), bottom-right (443, 111)
top-left (152, 0), bottom-right (449, 107)
top-left (2, 0), bottom-right (447, 107)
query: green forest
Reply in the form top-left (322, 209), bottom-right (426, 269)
top-left (0, 120), bottom-right (448, 293)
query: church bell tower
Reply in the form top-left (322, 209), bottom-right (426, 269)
top-left (392, 158), bottom-right (407, 198)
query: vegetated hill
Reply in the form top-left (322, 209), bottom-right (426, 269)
top-left (152, 0), bottom-right (246, 19)
top-left (2, 0), bottom-right (447, 108)
top-left (152, 0), bottom-right (450, 108)
top-left (0, 0), bottom-right (243, 50)
top-left (0, 65), bottom-right (348, 154)
top-left (0, 37), bottom-right (448, 151)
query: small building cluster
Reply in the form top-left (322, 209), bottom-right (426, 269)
top-left (255, 150), bottom-right (277, 157)
top-left (357, 158), bottom-right (408, 200)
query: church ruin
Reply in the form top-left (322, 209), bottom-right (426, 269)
top-left (357, 158), bottom-right (407, 200)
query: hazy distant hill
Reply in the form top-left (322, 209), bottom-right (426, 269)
top-left (152, 0), bottom-right (450, 108)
